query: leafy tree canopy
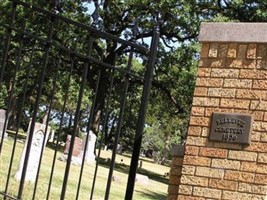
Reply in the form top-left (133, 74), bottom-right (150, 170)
top-left (1, 0), bottom-right (267, 162)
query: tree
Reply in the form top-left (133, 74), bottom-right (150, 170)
top-left (0, 0), bottom-right (93, 133)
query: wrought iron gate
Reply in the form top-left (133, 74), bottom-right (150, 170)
top-left (0, 1), bottom-right (159, 199)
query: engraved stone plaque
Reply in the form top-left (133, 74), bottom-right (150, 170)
top-left (210, 112), bottom-right (252, 145)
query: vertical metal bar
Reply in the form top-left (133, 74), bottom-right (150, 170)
top-left (125, 24), bottom-right (159, 200)
top-left (0, 30), bottom-right (20, 155)
top-left (32, 53), bottom-right (60, 200)
top-left (60, 55), bottom-right (89, 200)
top-left (90, 68), bottom-right (115, 200)
top-left (75, 36), bottom-right (95, 200)
top-left (104, 49), bottom-right (134, 200)
top-left (47, 33), bottom-right (81, 199)
top-left (0, 1), bottom-right (16, 86)
top-left (0, 1), bottom-right (17, 154)
top-left (17, 15), bottom-right (55, 199)
top-left (46, 53), bottom-right (73, 200)
top-left (3, 25), bottom-right (28, 200)
top-left (76, 68), bottom-right (101, 200)
top-left (76, 69), bottom-right (100, 199)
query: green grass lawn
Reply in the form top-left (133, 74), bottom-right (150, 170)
top-left (0, 138), bottom-right (170, 200)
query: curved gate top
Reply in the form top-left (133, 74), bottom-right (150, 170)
top-left (0, 1), bottom-right (159, 199)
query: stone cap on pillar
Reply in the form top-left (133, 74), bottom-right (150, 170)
top-left (171, 144), bottom-right (185, 157)
top-left (199, 22), bottom-right (267, 43)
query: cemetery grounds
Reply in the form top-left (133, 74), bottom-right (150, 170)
top-left (0, 134), bottom-right (169, 200)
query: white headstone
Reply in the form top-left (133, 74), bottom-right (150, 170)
top-left (15, 122), bottom-right (51, 183)
top-left (0, 109), bottom-right (8, 139)
top-left (79, 130), bottom-right (96, 164)
top-left (49, 129), bottom-right (55, 143)
top-left (135, 174), bottom-right (149, 185)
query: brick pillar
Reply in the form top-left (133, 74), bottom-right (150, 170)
top-left (177, 23), bottom-right (267, 200)
top-left (167, 145), bottom-right (185, 200)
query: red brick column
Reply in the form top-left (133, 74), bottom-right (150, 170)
top-left (177, 23), bottom-right (267, 200)
top-left (167, 145), bottom-right (184, 200)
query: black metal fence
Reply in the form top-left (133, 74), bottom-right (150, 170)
top-left (0, 1), bottom-right (159, 199)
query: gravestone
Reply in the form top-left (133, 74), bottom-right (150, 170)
top-left (135, 174), bottom-right (149, 185)
top-left (0, 109), bottom-right (8, 140)
top-left (117, 144), bottom-right (122, 154)
top-left (59, 131), bottom-right (96, 165)
top-left (59, 135), bottom-right (83, 165)
top-left (49, 129), bottom-right (55, 143)
top-left (63, 135), bottom-right (83, 157)
top-left (112, 175), bottom-right (122, 183)
top-left (15, 122), bottom-right (51, 183)
top-left (138, 160), bottom-right (143, 169)
top-left (79, 130), bottom-right (96, 164)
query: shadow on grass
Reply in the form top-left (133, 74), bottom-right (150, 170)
top-left (46, 142), bottom-right (65, 152)
top-left (120, 153), bottom-right (156, 165)
top-left (121, 152), bottom-right (171, 167)
top-left (134, 189), bottom-right (166, 200)
top-left (97, 157), bottom-right (169, 185)
top-left (7, 137), bottom-right (168, 185)
top-left (7, 130), bottom-right (27, 141)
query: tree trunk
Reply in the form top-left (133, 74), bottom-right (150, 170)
top-left (7, 81), bottom-right (17, 131)
top-left (7, 101), bottom-right (16, 131)
top-left (42, 107), bottom-right (49, 125)
top-left (89, 52), bottom-right (116, 136)
top-left (68, 112), bottom-right (72, 129)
